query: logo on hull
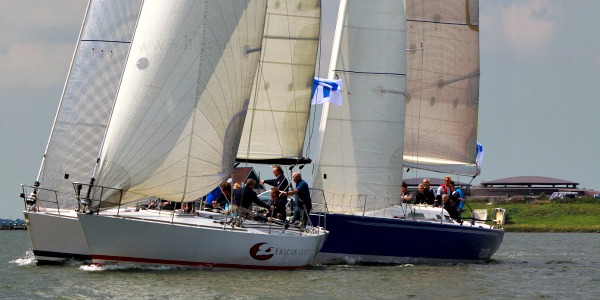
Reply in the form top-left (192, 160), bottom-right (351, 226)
top-left (250, 243), bottom-right (274, 260)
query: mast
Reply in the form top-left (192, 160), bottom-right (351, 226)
top-left (312, 0), bottom-right (347, 175)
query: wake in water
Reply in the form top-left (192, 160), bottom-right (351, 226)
top-left (80, 263), bottom-right (188, 272)
top-left (9, 249), bottom-right (36, 266)
top-left (9, 250), bottom-right (88, 266)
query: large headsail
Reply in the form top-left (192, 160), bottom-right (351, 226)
top-left (403, 0), bottom-right (481, 176)
top-left (312, 0), bottom-right (407, 214)
top-left (237, 0), bottom-right (321, 165)
top-left (94, 0), bottom-right (267, 205)
top-left (36, 0), bottom-right (143, 209)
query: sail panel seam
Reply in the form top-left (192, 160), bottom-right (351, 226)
top-left (81, 39), bottom-right (132, 43)
top-left (333, 69), bottom-right (405, 76)
top-left (405, 19), bottom-right (476, 27)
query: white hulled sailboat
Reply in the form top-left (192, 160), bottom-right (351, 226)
top-left (76, 0), bottom-right (328, 270)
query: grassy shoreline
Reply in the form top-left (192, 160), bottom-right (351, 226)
top-left (463, 199), bottom-right (600, 233)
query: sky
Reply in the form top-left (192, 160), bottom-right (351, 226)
top-left (2, 0), bottom-right (600, 219)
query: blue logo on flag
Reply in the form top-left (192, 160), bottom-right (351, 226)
top-left (311, 77), bottom-right (343, 106)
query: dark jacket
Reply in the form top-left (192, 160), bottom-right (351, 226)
top-left (263, 174), bottom-right (290, 191)
top-left (233, 186), bottom-right (269, 210)
top-left (443, 200), bottom-right (461, 220)
top-left (414, 190), bottom-right (435, 205)
top-left (271, 196), bottom-right (287, 216)
top-left (263, 174), bottom-right (290, 204)
top-left (214, 193), bottom-right (230, 208)
top-left (424, 189), bottom-right (436, 205)
top-left (414, 192), bottom-right (427, 204)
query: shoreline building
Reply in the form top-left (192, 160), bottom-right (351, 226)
top-left (471, 176), bottom-right (599, 200)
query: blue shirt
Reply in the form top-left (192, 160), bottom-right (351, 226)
top-left (454, 188), bottom-right (465, 199)
top-left (454, 188), bottom-right (465, 210)
top-left (205, 186), bottom-right (222, 206)
top-left (295, 180), bottom-right (311, 209)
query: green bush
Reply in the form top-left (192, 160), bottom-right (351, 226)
top-left (553, 197), bottom-right (599, 204)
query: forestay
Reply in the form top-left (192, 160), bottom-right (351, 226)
top-left (311, 0), bottom-right (406, 214)
top-left (403, 0), bottom-right (481, 176)
top-left (36, 0), bottom-right (143, 209)
top-left (237, 0), bottom-right (321, 164)
top-left (94, 0), bottom-right (267, 205)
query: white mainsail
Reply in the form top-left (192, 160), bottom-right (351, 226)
top-left (35, 0), bottom-right (143, 209)
top-left (403, 0), bottom-right (481, 176)
top-left (237, 0), bottom-right (321, 164)
top-left (94, 0), bottom-right (267, 205)
top-left (311, 0), bottom-right (407, 214)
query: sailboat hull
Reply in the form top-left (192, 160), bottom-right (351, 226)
top-left (310, 212), bottom-right (504, 264)
top-left (24, 211), bottom-right (91, 264)
top-left (78, 213), bottom-right (328, 270)
top-left (23, 208), bottom-right (174, 264)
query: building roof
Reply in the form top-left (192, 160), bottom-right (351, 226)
top-left (231, 167), bottom-right (258, 186)
top-left (480, 176), bottom-right (579, 187)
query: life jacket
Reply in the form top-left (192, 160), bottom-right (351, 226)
top-left (439, 184), bottom-right (452, 194)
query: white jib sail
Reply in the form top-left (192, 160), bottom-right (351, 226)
top-left (36, 0), bottom-right (143, 209)
top-left (237, 0), bottom-right (321, 163)
top-left (95, 0), bottom-right (267, 205)
top-left (403, 0), bottom-right (481, 176)
top-left (312, 0), bottom-right (407, 214)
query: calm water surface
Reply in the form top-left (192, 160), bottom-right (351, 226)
top-left (1, 231), bottom-right (599, 299)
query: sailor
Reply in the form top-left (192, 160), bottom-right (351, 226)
top-left (260, 165), bottom-right (289, 207)
top-left (449, 181), bottom-right (465, 212)
top-left (442, 194), bottom-right (461, 220)
top-left (401, 182), bottom-right (412, 203)
top-left (214, 182), bottom-right (232, 210)
top-left (231, 179), bottom-right (270, 218)
top-left (436, 176), bottom-right (454, 206)
top-left (267, 187), bottom-right (286, 221)
top-left (421, 178), bottom-right (436, 205)
top-left (281, 172), bottom-right (312, 228)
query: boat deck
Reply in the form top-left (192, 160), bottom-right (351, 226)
top-left (94, 208), bottom-right (322, 237)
